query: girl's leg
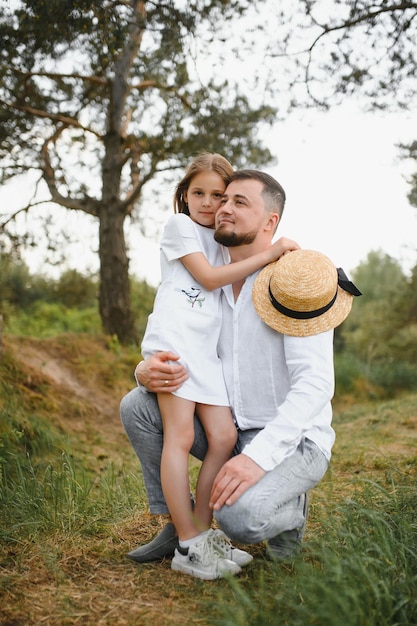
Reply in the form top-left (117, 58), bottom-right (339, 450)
top-left (194, 404), bottom-right (237, 529)
top-left (120, 385), bottom-right (208, 515)
top-left (157, 393), bottom-right (201, 542)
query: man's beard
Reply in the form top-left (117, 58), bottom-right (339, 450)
top-left (214, 225), bottom-right (258, 247)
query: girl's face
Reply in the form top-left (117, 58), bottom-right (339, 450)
top-left (183, 171), bottom-right (226, 228)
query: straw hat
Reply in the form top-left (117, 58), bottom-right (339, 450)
top-left (252, 249), bottom-right (362, 337)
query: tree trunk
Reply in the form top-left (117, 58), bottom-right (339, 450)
top-left (98, 207), bottom-right (138, 344)
top-left (99, 131), bottom-right (138, 345)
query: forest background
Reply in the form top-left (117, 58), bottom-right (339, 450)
top-left (1, 1), bottom-right (417, 624)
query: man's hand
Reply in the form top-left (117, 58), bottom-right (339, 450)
top-left (209, 454), bottom-right (265, 511)
top-left (135, 351), bottom-right (188, 393)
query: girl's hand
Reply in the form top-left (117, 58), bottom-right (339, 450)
top-left (268, 237), bottom-right (300, 262)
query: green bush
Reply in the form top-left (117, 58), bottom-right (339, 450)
top-left (334, 352), bottom-right (366, 394)
top-left (53, 269), bottom-right (98, 308)
top-left (0, 255), bottom-right (52, 307)
top-left (130, 279), bottom-right (156, 337)
top-left (368, 360), bottom-right (417, 395)
top-left (5, 301), bottom-right (101, 336)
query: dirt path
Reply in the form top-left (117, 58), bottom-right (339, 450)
top-left (9, 335), bottom-right (133, 465)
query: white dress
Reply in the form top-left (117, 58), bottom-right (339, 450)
top-left (141, 213), bottom-right (230, 405)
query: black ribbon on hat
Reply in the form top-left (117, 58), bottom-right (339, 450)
top-left (337, 267), bottom-right (362, 297)
top-left (268, 267), bottom-right (362, 320)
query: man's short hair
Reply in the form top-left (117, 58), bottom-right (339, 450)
top-left (229, 170), bottom-right (286, 217)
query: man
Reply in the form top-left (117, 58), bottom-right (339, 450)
top-left (120, 170), bottom-right (349, 564)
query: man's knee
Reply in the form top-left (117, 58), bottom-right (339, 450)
top-left (214, 498), bottom-right (266, 544)
top-left (119, 388), bottom-right (138, 432)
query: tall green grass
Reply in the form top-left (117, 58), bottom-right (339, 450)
top-left (0, 450), bottom-right (146, 542)
top-left (214, 480), bottom-right (417, 626)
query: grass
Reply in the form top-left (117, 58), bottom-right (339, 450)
top-left (0, 333), bottom-right (416, 625)
top-left (214, 480), bottom-right (417, 626)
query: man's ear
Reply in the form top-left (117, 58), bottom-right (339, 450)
top-left (265, 212), bottom-right (280, 232)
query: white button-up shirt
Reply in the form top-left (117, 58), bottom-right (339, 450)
top-left (218, 273), bottom-right (336, 472)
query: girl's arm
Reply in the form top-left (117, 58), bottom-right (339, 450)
top-left (181, 237), bottom-right (300, 291)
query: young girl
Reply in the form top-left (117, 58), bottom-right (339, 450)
top-left (141, 153), bottom-right (297, 580)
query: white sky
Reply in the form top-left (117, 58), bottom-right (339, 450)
top-left (127, 103), bottom-right (416, 286)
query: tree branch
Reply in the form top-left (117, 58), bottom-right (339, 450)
top-left (1, 198), bottom-right (52, 230)
top-left (10, 67), bottom-right (108, 86)
top-left (308, 2), bottom-right (417, 51)
top-left (0, 99), bottom-right (102, 138)
top-left (130, 79), bottom-right (192, 107)
top-left (40, 126), bottom-right (100, 216)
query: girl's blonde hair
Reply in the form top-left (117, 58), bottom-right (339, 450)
top-left (174, 152), bottom-right (234, 214)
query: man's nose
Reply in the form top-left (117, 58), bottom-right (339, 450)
top-left (220, 199), bottom-right (232, 212)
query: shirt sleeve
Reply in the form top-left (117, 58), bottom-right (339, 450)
top-left (242, 331), bottom-right (335, 471)
top-left (161, 213), bottom-right (202, 262)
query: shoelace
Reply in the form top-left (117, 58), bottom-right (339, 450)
top-left (193, 534), bottom-right (223, 565)
top-left (208, 530), bottom-right (232, 555)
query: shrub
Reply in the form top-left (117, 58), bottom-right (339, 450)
top-left (334, 352), bottom-right (366, 395)
top-left (5, 302), bottom-right (101, 336)
top-left (368, 360), bottom-right (417, 395)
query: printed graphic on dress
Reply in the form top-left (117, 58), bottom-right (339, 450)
top-left (176, 286), bottom-right (205, 308)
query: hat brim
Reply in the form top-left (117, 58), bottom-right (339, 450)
top-left (252, 261), bottom-right (353, 337)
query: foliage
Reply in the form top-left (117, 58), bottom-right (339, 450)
top-left (334, 352), bottom-right (366, 395)
top-left (368, 359), bottom-right (417, 396)
top-left (53, 269), bottom-right (98, 308)
top-left (0, 251), bottom-right (51, 307)
top-left (6, 301), bottom-right (100, 336)
top-left (0, 254), bottom-right (155, 339)
top-left (130, 278), bottom-right (158, 338)
top-left (337, 251), bottom-right (417, 387)
top-left (268, 0), bottom-right (417, 111)
top-left (400, 140), bottom-right (417, 208)
top-left (0, 0), bottom-right (275, 343)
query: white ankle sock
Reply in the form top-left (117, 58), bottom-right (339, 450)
top-left (179, 530), bottom-right (209, 550)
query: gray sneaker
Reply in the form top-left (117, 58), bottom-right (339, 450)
top-left (127, 522), bottom-right (178, 563)
top-left (266, 493), bottom-right (309, 560)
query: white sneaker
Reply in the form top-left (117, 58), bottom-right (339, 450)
top-left (171, 534), bottom-right (241, 580)
top-left (209, 529), bottom-right (253, 567)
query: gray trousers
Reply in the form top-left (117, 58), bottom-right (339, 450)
top-left (120, 385), bottom-right (329, 544)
